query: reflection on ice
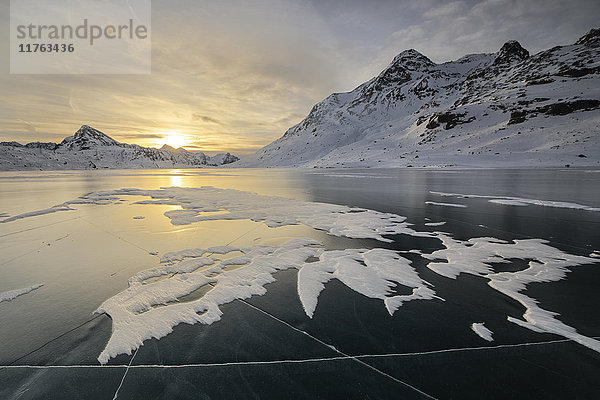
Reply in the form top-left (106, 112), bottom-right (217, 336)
top-left (2, 186), bottom-right (424, 242)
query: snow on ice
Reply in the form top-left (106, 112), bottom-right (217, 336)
top-left (1, 186), bottom-right (598, 362)
top-left (0, 284), bottom-right (43, 303)
top-left (471, 323), bottom-right (494, 342)
top-left (425, 201), bottom-right (467, 208)
top-left (430, 191), bottom-right (600, 212)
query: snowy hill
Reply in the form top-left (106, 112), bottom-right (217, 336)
top-left (0, 125), bottom-right (239, 170)
top-left (237, 28), bottom-right (600, 168)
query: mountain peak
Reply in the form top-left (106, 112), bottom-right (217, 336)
top-left (372, 49), bottom-right (435, 88)
top-left (61, 125), bottom-right (119, 149)
top-left (494, 40), bottom-right (529, 65)
top-left (74, 125), bottom-right (107, 137)
top-left (575, 28), bottom-right (600, 46)
top-left (390, 49), bottom-right (435, 71)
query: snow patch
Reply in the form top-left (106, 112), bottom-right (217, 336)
top-left (0, 284), bottom-right (43, 303)
top-left (423, 234), bottom-right (600, 352)
top-left (471, 322), bottom-right (493, 341)
top-left (0, 205), bottom-right (73, 223)
top-left (425, 201), bottom-right (467, 208)
top-left (298, 248), bottom-right (440, 318)
top-left (431, 191), bottom-right (600, 212)
top-left (96, 240), bottom-right (439, 364)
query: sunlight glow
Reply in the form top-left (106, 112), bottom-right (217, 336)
top-left (160, 131), bottom-right (188, 149)
top-left (170, 173), bottom-right (182, 187)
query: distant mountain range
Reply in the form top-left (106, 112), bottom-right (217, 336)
top-left (237, 28), bottom-right (600, 168)
top-left (0, 125), bottom-right (239, 170)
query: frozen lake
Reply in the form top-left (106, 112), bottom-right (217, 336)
top-left (1, 168), bottom-right (599, 399)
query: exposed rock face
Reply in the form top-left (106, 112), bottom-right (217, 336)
top-left (493, 40), bottom-right (530, 65)
top-left (575, 28), bottom-right (600, 46)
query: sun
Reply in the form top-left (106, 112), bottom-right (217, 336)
top-left (161, 131), bottom-right (187, 149)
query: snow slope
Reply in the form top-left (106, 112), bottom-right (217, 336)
top-left (237, 28), bottom-right (600, 168)
top-left (0, 125), bottom-right (239, 170)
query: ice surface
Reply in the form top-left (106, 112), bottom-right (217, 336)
top-left (431, 191), bottom-right (600, 212)
top-left (2, 185), bottom-right (598, 361)
top-left (471, 322), bottom-right (493, 342)
top-left (0, 284), bottom-right (43, 303)
top-left (425, 201), bottom-right (467, 208)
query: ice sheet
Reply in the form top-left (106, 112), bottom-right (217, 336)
top-left (2, 185), bottom-right (598, 361)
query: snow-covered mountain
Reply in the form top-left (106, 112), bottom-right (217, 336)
top-left (237, 28), bottom-right (600, 168)
top-left (0, 125), bottom-right (239, 170)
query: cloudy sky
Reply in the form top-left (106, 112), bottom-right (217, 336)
top-left (1, 0), bottom-right (598, 154)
